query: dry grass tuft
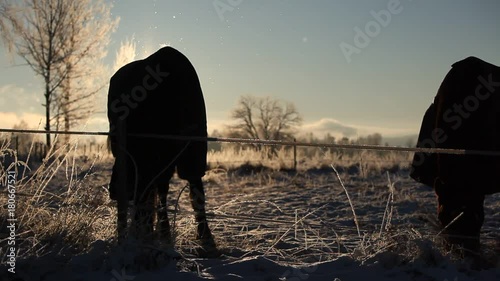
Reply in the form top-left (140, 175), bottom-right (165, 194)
top-left (0, 136), bottom-right (114, 263)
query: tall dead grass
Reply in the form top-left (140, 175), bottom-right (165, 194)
top-left (0, 136), bottom-right (114, 263)
top-left (0, 135), bottom-right (478, 273)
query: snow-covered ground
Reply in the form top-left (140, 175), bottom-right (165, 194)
top-left (2, 162), bottom-right (499, 281)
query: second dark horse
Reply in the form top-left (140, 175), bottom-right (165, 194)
top-left (107, 46), bottom-right (215, 250)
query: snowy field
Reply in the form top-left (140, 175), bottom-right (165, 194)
top-left (1, 152), bottom-right (500, 281)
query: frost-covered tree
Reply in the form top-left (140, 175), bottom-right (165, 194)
top-left (229, 95), bottom-right (302, 141)
top-left (3, 0), bottom-right (119, 147)
top-left (228, 95), bottom-right (302, 155)
top-left (112, 37), bottom-right (137, 72)
top-left (0, 0), bottom-right (16, 50)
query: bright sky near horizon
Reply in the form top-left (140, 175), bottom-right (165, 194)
top-left (0, 0), bottom-right (499, 141)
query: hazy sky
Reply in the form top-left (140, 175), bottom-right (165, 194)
top-left (0, 0), bottom-right (499, 140)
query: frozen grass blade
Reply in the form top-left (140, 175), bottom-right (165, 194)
top-left (380, 171), bottom-right (395, 237)
top-left (330, 164), bottom-right (361, 238)
top-left (264, 203), bottom-right (329, 256)
top-left (436, 212), bottom-right (464, 237)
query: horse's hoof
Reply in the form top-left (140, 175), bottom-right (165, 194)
top-left (197, 243), bottom-right (221, 258)
top-left (196, 236), bottom-right (220, 258)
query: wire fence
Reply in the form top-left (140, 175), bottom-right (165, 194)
top-left (1, 127), bottom-right (500, 177)
top-left (3, 128), bottom-right (500, 156)
top-left (2, 127), bottom-right (500, 173)
top-left (4, 132), bottom-right (414, 172)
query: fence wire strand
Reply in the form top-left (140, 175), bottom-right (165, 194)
top-left (2, 128), bottom-right (500, 157)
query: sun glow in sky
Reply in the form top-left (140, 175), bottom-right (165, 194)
top-left (0, 0), bottom-right (499, 142)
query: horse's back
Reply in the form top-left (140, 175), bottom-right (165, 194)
top-left (411, 56), bottom-right (500, 194)
top-left (107, 47), bottom-right (208, 200)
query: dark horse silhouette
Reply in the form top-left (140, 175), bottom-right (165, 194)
top-left (411, 56), bottom-right (500, 254)
top-left (107, 46), bottom-right (215, 249)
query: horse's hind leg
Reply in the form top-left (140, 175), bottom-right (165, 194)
top-left (134, 188), bottom-right (155, 240)
top-left (117, 196), bottom-right (128, 243)
top-left (189, 178), bottom-right (219, 257)
top-left (156, 183), bottom-right (171, 244)
top-left (188, 179), bottom-right (214, 241)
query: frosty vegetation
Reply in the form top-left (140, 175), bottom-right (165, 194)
top-left (0, 133), bottom-right (498, 280)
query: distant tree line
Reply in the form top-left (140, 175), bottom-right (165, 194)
top-left (208, 94), bottom-right (387, 159)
